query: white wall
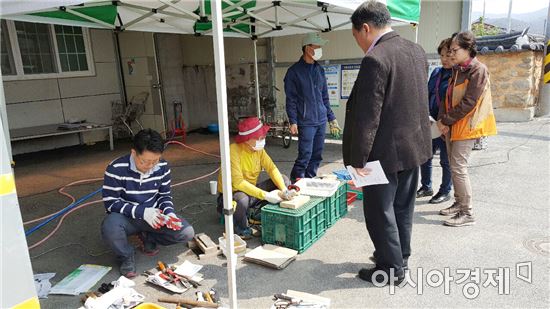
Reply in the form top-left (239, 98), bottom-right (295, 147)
top-left (5, 29), bottom-right (121, 154)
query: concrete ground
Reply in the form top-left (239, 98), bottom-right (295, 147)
top-left (15, 118), bottom-right (550, 308)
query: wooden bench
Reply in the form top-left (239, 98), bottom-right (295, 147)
top-left (9, 123), bottom-right (114, 151)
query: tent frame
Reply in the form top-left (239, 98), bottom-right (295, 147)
top-left (0, 1), bottom-right (422, 307)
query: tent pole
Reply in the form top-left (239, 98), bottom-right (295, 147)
top-left (254, 39), bottom-right (261, 118)
top-left (414, 24), bottom-right (418, 43)
top-left (0, 76), bottom-right (12, 162)
top-left (211, 0), bottom-right (238, 308)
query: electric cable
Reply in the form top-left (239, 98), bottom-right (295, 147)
top-left (25, 141), bottom-right (221, 250)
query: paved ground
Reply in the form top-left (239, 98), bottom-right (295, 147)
top-left (15, 118), bottom-right (550, 308)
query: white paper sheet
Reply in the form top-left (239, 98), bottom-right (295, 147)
top-left (174, 260), bottom-right (203, 277)
top-left (34, 273), bottom-right (56, 299)
top-left (50, 264), bottom-right (111, 295)
top-left (346, 161), bottom-right (389, 187)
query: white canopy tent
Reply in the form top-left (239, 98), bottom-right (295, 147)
top-left (0, 1), bottom-right (421, 307)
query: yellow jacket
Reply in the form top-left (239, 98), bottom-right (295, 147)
top-left (217, 143), bottom-right (286, 200)
top-left (439, 57), bottom-right (497, 141)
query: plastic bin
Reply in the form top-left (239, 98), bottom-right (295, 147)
top-left (218, 235), bottom-right (247, 257)
top-left (261, 197), bottom-right (326, 253)
top-left (346, 182), bottom-right (364, 200)
top-left (347, 192), bottom-right (357, 205)
top-left (324, 181), bottom-right (347, 227)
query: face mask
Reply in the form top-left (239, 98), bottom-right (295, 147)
top-left (252, 138), bottom-right (266, 151)
top-left (312, 48), bottom-right (322, 61)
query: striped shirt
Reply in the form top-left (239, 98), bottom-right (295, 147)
top-left (102, 154), bottom-right (174, 219)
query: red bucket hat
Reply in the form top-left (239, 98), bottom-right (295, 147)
top-left (235, 117), bottom-right (270, 144)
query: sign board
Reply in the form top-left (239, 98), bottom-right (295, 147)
top-left (323, 64), bottom-right (340, 107)
top-left (341, 64), bottom-right (361, 99)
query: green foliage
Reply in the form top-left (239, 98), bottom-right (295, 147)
top-left (472, 17), bottom-right (502, 37)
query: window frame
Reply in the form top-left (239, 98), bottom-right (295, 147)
top-left (2, 20), bottom-right (95, 81)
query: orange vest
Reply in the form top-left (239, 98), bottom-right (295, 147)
top-left (446, 66), bottom-right (497, 141)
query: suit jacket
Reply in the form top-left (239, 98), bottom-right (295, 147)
top-left (342, 32), bottom-right (432, 174)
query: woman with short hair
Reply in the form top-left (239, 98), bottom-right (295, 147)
top-left (437, 31), bottom-right (497, 227)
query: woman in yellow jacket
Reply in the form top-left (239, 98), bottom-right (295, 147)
top-left (217, 117), bottom-right (291, 238)
top-left (437, 31), bottom-right (497, 227)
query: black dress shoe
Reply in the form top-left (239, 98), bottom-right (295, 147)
top-left (429, 192), bottom-right (451, 204)
top-left (369, 254), bottom-right (409, 271)
top-left (416, 187), bottom-right (434, 198)
top-left (358, 267), bottom-right (404, 285)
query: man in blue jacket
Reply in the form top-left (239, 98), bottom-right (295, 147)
top-left (416, 38), bottom-right (453, 204)
top-left (284, 32), bottom-right (341, 182)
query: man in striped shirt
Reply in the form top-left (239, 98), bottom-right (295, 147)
top-left (101, 129), bottom-right (194, 278)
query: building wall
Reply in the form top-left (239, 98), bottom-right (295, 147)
top-left (179, 35), bottom-right (268, 65)
top-left (478, 50), bottom-right (544, 122)
top-left (172, 36), bottom-right (271, 131)
top-left (5, 29), bottom-right (121, 154)
top-left (117, 31), bottom-right (165, 135)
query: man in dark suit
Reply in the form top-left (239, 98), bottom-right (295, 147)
top-left (343, 1), bottom-right (431, 285)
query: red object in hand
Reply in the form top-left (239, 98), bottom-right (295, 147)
top-left (287, 184), bottom-right (300, 192)
top-left (165, 214), bottom-right (183, 231)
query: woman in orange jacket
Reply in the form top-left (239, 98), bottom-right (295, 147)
top-left (437, 31), bottom-right (497, 227)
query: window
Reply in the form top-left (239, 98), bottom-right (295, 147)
top-left (0, 20), bottom-right (94, 80)
top-left (1, 20), bottom-right (15, 75)
top-left (15, 21), bottom-right (57, 74)
top-left (55, 25), bottom-right (88, 72)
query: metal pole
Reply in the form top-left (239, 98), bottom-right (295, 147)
top-left (211, 0), bottom-right (238, 308)
top-left (536, 4), bottom-right (550, 117)
top-left (461, 0), bottom-right (472, 31)
top-left (253, 39), bottom-right (261, 118)
top-left (506, 0), bottom-right (513, 33)
top-left (0, 75), bottom-right (38, 309)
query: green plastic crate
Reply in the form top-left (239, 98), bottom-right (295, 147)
top-left (261, 197), bottom-right (326, 253)
top-left (325, 182), bottom-right (347, 227)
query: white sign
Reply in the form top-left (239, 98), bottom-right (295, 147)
top-left (341, 64), bottom-right (361, 99)
top-left (323, 64), bottom-right (340, 107)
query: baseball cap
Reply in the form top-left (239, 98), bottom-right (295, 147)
top-left (302, 33), bottom-right (328, 47)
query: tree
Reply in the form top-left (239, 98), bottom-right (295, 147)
top-left (472, 17), bottom-right (502, 37)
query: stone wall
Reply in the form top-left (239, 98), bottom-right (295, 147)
top-left (478, 50), bottom-right (544, 122)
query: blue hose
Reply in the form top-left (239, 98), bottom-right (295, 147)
top-left (25, 188), bottom-right (102, 236)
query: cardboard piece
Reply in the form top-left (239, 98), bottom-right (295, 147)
top-left (243, 245), bottom-right (298, 269)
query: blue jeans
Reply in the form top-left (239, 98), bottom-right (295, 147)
top-left (420, 137), bottom-right (452, 194)
top-left (290, 123), bottom-right (326, 181)
top-left (101, 212), bottom-right (194, 260)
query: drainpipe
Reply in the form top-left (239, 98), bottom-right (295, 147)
top-left (114, 31), bottom-right (128, 106)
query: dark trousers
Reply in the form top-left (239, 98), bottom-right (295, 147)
top-left (420, 137), bottom-right (452, 194)
top-left (362, 167), bottom-right (418, 278)
top-left (217, 175), bottom-right (290, 232)
top-left (290, 123), bottom-right (326, 181)
top-left (101, 212), bottom-right (194, 260)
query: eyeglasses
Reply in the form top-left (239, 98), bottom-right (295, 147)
top-left (448, 47), bottom-right (462, 54)
top-left (135, 154), bottom-right (160, 166)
